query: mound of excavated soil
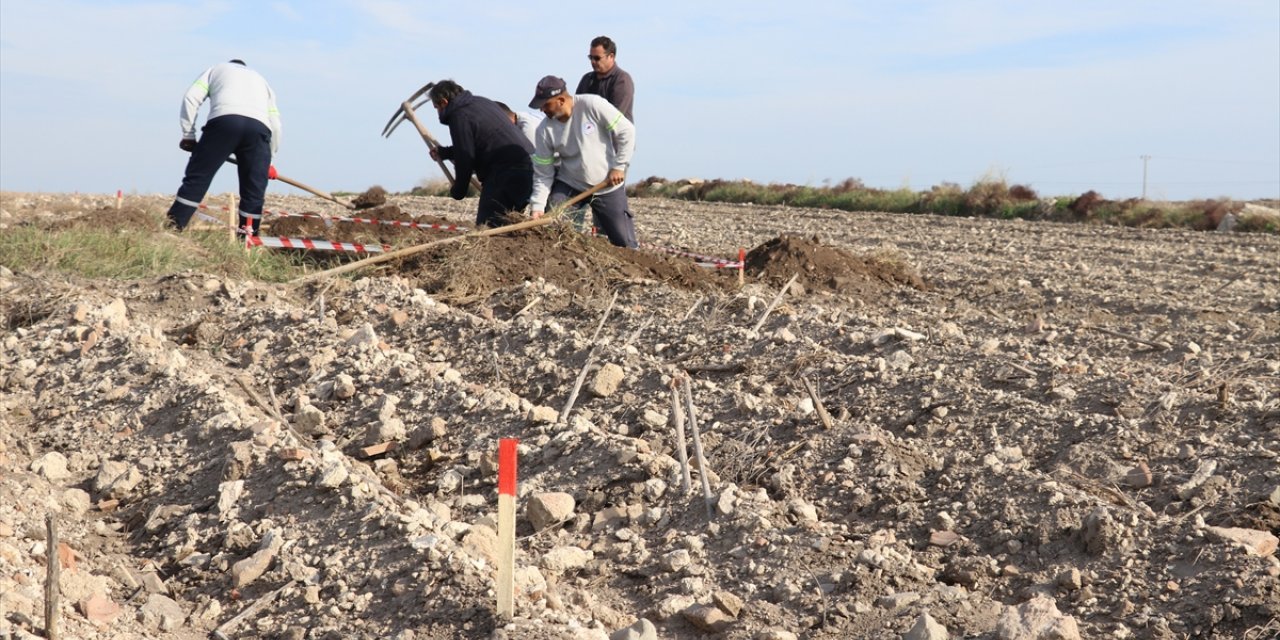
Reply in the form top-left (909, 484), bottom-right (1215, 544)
top-left (400, 225), bottom-right (733, 303)
top-left (744, 234), bottom-right (925, 295)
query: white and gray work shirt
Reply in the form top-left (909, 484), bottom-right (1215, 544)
top-left (529, 94), bottom-right (634, 210)
top-left (180, 62), bottom-right (281, 154)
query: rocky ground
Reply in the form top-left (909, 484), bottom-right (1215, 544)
top-left (1, 190), bottom-right (1278, 640)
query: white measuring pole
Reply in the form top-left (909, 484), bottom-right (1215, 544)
top-left (496, 438), bottom-right (518, 620)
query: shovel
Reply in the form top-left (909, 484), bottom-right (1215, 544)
top-left (224, 157), bottom-right (355, 209)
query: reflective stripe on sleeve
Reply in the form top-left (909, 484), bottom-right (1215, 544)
top-left (606, 113), bottom-right (624, 131)
top-left (532, 155), bottom-right (555, 166)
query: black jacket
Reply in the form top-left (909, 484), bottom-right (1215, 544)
top-left (436, 91), bottom-right (534, 200)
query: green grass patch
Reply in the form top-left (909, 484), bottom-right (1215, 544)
top-left (0, 223), bottom-right (312, 282)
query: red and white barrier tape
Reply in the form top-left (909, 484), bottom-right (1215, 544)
top-left (196, 207), bottom-right (746, 269)
top-left (264, 209), bottom-right (471, 234)
top-left (248, 235), bottom-right (389, 253)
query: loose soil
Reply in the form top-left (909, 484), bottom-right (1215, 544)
top-left (1, 190), bottom-right (1278, 640)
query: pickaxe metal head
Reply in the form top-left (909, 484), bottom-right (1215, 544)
top-left (381, 82), bottom-right (436, 138)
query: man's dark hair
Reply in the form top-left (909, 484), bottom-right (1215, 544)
top-left (229, 59), bottom-right (246, 66)
top-left (590, 36), bottom-right (616, 56)
top-left (429, 80), bottom-right (465, 106)
top-left (493, 101), bottom-right (515, 116)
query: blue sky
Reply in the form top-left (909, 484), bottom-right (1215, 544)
top-left (2, 0), bottom-right (1277, 201)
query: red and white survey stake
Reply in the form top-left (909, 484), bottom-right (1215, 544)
top-left (496, 438), bottom-right (518, 620)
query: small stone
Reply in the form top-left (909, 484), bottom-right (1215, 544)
top-left (99, 298), bottom-right (129, 329)
top-left (681, 604), bottom-right (733, 633)
top-left (31, 452), bottom-right (71, 482)
top-left (62, 488), bottom-right (92, 517)
top-left (95, 460), bottom-right (142, 498)
top-left (1125, 462), bottom-right (1153, 488)
top-left (1269, 486), bottom-right (1280, 507)
top-left (977, 338), bottom-right (1001, 355)
top-left (139, 593), bottom-right (186, 632)
top-left (995, 595), bottom-right (1081, 640)
top-left (333, 374), bottom-right (356, 400)
top-left (345, 323), bottom-right (379, 347)
top-left (787, 498), bottom-right (818, 522)
top-left (589, 363), bottom-right (625, 397)
top-left (293, 404), bottom-right (327, 434)
top-left (230, 529), bottom-right (284, 588)
top-left (390, 310), bottom-right (410, 327)
top-left (712, 591), bottom-right (743, 618)
top-left (527, 492), bottom-right (576, 531)
top-left (930, 531), bottom-right (962, 547)
top-left (216, 480), bottom-right (244, 521)
top-left (610, 618), bottom-right (657, 640)
top-left (661, 549), bottom-right (692, 573)
top-left (315, 461), bottom-right (348, 489)
top-left (641, 408), bottom-right (668, 428)
top-left (529, 405), bottom-right (559, 423)
top-left (514, 566), bottom-right (547, 600)
top-left (540, 546), bottom-right (593, 573)
top-left (877, 592), bottom-right (920, 609)
top-left (278, 448), bottom-right (310, 461)
top-left (79, 592), bottom-right (122, 626)
top-left (756, 631), bottom-right (799, 640)
top-left (886, 350), bottom-right (914, 371)
top-left (904, 611), bottom-right (949, 640)
top-left (1056, 567), bottom-right (1082, 591)
top-left (1205, 526), bottom-right (1279, 557)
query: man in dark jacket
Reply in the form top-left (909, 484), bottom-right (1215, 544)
top-left (428, 80), bottom-right (534, 228)
top-left (576, 36), bottom-right (634, 122)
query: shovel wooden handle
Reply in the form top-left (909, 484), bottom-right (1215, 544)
top-left (224, 157), bottom-right (354, 209)
top-left (292, 180), bottom-right (612, 284)
top-left (273, 174), bottom-right (355, 209)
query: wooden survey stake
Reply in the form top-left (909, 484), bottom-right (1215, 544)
top-left (496, 438), bottom-right (518, 620)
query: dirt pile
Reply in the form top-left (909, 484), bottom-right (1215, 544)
top-left (351, 186), bottom-right (389, 210)
top-left (744, 234), bottom-right (925, 295)
top-left (1, 191), bottom-right (1279, 640)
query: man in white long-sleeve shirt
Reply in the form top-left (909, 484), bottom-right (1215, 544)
top-left (527, 75), bottom-right (637, 248)
top-left (165, 59), bottom-right (281, 236)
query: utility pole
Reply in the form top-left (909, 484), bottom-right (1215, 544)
top-left (1140, 155), bottom-right (1152, 200)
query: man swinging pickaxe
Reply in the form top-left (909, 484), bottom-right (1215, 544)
top-left (382, 82), bottom-right (483, 192)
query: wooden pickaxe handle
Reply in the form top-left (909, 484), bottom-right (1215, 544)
top-left (400, 100), bottom-right (484, 192)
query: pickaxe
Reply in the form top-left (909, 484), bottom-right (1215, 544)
top-left (382, 83), bottom-right (483, 192)
top-left (225, 157), bottom-right (355, 209)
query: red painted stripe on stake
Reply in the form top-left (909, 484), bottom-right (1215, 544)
top-left (498, 438), bottom-right (519, 496)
